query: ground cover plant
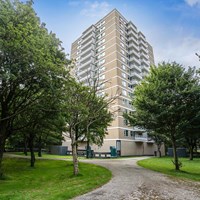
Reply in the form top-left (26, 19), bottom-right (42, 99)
top-left (138, 157), bottom-right (200, 181)
top-left (0, 158), bottom-right (112, 200)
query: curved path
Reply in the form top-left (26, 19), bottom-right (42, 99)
top-left (74, 157), bottom-right (200, 200)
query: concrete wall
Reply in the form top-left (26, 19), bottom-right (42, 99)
top-left (62, 135), bottom-right (165, 156)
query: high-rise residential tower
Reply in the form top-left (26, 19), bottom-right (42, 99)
top-left (63, 9), bottom-right (162, 156)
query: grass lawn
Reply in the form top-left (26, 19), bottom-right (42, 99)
top-left (0, 158), bottom-right (112, 200)
top-left (8, 152), bottom-right (86, 160)
top-left (138, 157), bottom-right (200, 181)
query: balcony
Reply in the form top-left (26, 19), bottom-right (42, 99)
top-left (80, 59), bottom-right (92, 70)
top-left (129, 49), bottom-right (140, 59)
top-left (82, 25), bottom-right (96, 39)
top-left (130, 71), bottom-right (142, 80)
top-left (81, 32), bottom-right (95, 46)
top-left (140, 52), bottom-right (149, 60)
top-left (141, 59), bottom-right (149, 67)
top-left (127, 29), bottom-right (138, 39)
top-left (129, 64), bottom-right (141, 73)
top-left (139, 45), bottom-right (148, 54)
top-left (128, 43), bottom-right (139, 52)
top-left (131, 80), bottom-right (139, 85)
top-left (77, 67), bottom-right (91, 77)
top-left (139, 39), bottom-right (147, 48)
top-left (127, 22), bottom-right (138, 34)
top-left (129, 56), bottom-right (141, 66)
top-left (80, 52), bottom-right (95, 63)
top-left (138, 32), bottom-right (146, 41)
top-left (128, 35), bottom-right (138, 46)
top-left (134, 135), bottom-right (148, 142)
top-left (80, 42), bottom-right (95, 56)
top-left (142, 65), bottom-right (150, 73)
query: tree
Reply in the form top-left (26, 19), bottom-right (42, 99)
top-left (0, 0), bottom-right (69, 177)
top-left (125, 62), bottom-right (200, 170)
top-left (148, 131), bottom-right (166, 157)
top-left (62, 80), bottom-right (112, 175)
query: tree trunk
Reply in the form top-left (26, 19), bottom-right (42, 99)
top-left (0, 135), bottom-right (6, 179)
top-left (86, 140), bottom-right (90, 159)
top-left (38, 136), bottom-right (42, 157)
top-left (29, 135), bottom-right (35, 167)
top-left (172, 140), bottom-right (180, 170)
top-left (71, 142), bottom-right (79, 175)
top-left (157, 145), bottom-right (161, 158)
top-left (189, 146), bottom-right (194, 161)
top-left (24, 137), bottom-right (28, 156)
top-left (0, 123), bottom-right (7, 179)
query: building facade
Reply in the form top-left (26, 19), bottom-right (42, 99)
top-left (63, 9), bottom-right (163, 156)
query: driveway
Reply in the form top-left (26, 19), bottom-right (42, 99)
top-left (74, 157), bottom-right (200, 200)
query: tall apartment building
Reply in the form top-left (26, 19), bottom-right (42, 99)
top-left (63, 9), bottom-right (162, 156)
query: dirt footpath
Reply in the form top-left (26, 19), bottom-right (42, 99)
top-left (74, 157), bottom-right (200, 200)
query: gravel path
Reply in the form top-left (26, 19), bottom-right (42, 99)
top-left (74, 157), bottom-right (200, 200)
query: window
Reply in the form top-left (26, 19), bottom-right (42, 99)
top-left (122, 81), bottom-right (126, 87)
top-left (99, 66), bottom-right (105, 72)
top-left (120, 29), bottom-right (124, 34)
top-left (100, 59), bottom-right (105, 65)
top-left (121, 57), bottom-right (126, 62)
top-left (100, 74), bottom-right (105, 80)
top-left (122, 72), bottom-right (126, 78)
top-left (97, 45), bottom-right (105, 53)
top-left (124, 130), bottom-right (128, 137)
top-left (120, 42), bottom-right (125, 48)
top-left (122, 64), bottom-right (126, 70)
top-left (120, 35), bottom-right (125, 41)
top-left (122, 90), bottom-right (127, 96)
top-left (130, 131), bottom-right (134, 137)
top-left (121, 49), bottom-right (125, 55)
top-left (122, 98), bottom-right (127, 105)
top-left (100, 26), bottom-right (105, 32)
top-left (124, 119), bottom-right (128, 126)
top-left (97, 52), bottom-right (105, 60)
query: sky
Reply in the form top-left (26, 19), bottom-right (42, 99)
top-left (32, 0), bottom-right (200, 67)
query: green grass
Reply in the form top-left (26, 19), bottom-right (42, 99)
top-left (0, 158), bottom-right (112, 200)
top-left (138, 157), bottom-right (200, 181)
top-left (7, 152), bottom-right (86, 160)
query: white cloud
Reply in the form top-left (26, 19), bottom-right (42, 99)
top-left (155, 36), bottom-right (200, 68)
top-left (80, 1), bottom-right (111, 17)
top-left (185, 0), bottom-right (200, 6)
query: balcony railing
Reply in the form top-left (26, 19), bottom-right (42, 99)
top-left (134, 135), bottom-right (148, 141)
top-left (80, 52), bottom-right (94, 63)
top-left (82, 25), bottom-right (96, 39)
top-left (142, 65), bottom-right (150, 73)
top-left (81, 32), bottom-right (95, 46)
top-left (128, 43), bottom-right (140, 52)
top-left (129, 64), bottom-right (141, 73)
top-left (129, 49), bottom-right (140, 58)
top-left (129, 56), bottom-right (141, 66)
top-left (81, 39), bottom-right (95, 52)
top-left (141, 59), bottom-right (150, 67)
top-left (130, 71), bottom-right (142, 80)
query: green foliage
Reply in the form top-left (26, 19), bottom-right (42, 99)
top-left (0, 157), bottom-right (112, 200)
top-left (125, 62), bottom-right (200, 169)
top-left (0, 0), bottom-right (69, 175)
top-left (63, 80), bottom-right (112, 146)
top-left (138, 157), bottom-right (200, 181)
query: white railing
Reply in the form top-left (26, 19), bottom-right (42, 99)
top-left (129, 49), bottom-right (140, 58)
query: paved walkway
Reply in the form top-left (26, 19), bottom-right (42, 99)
top-left (74, 157), bottom-right (200, 200)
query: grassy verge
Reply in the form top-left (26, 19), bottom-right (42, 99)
top-left (0, 158), bottom-right (112, 200)
top-left (138, 157), bottom-right (200, 181)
